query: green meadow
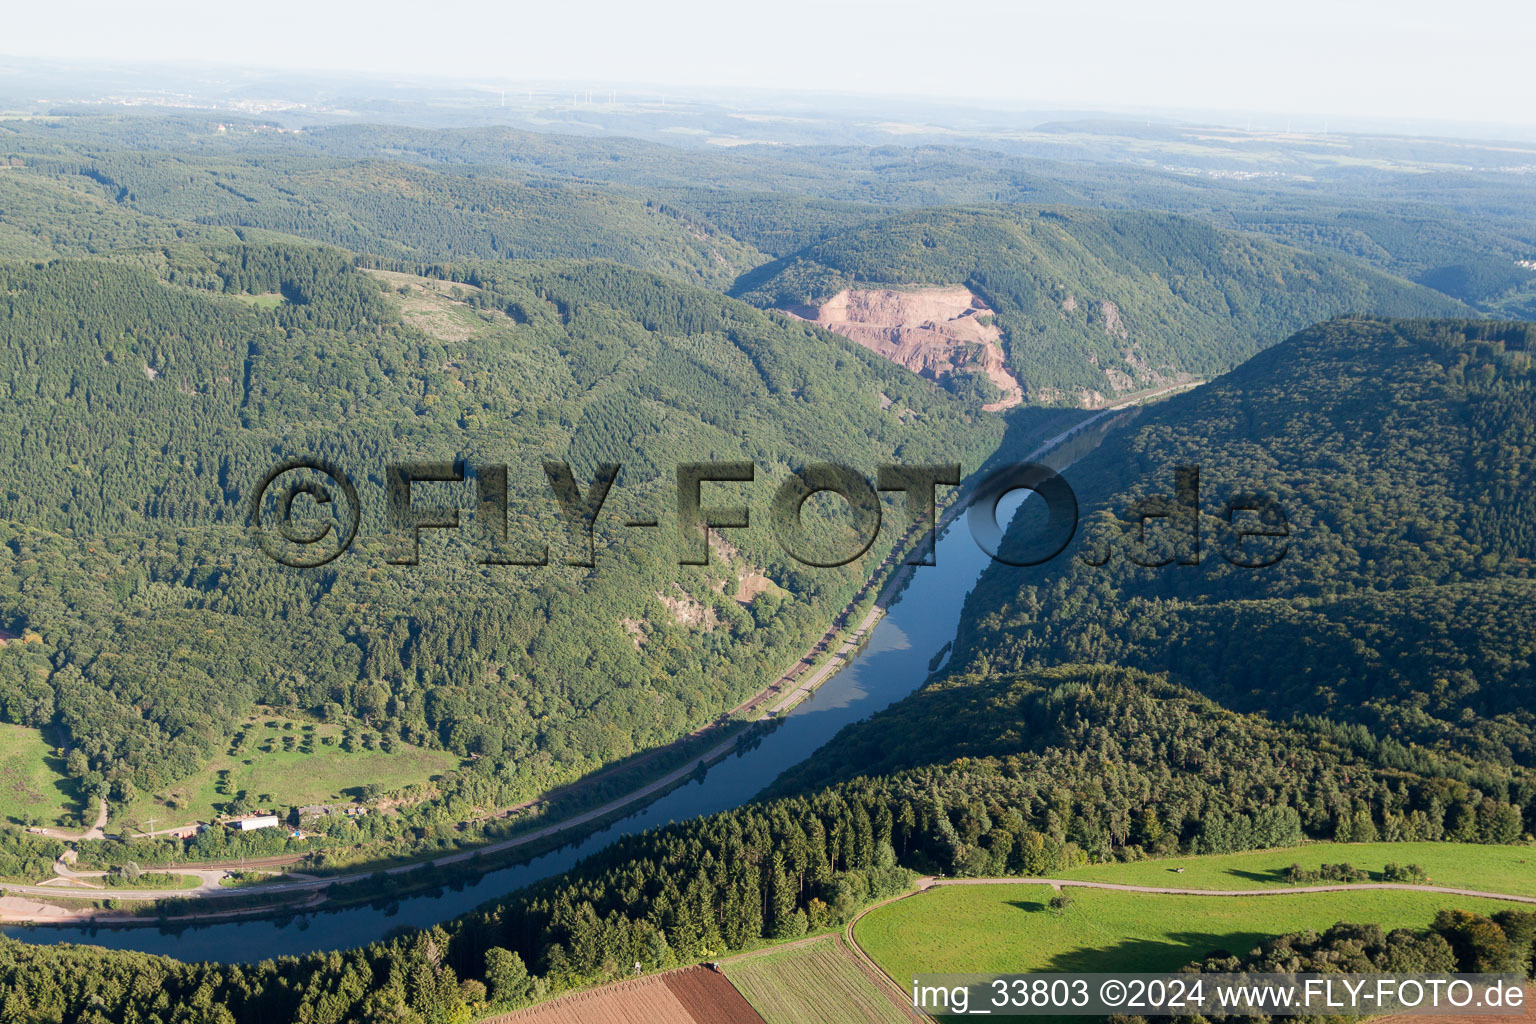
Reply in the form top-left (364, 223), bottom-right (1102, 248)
top-left (859, 843), bottom-right (1535, 988)
top-left (112, 713), bottom-right (463, 830)
top-left (0, 723), bottom-right (82, 826)
top-left (858, 883), bottom-right (1521, 986)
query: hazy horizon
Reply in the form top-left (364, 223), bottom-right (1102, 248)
top-left (5, 0), bottom-right (1533, 132)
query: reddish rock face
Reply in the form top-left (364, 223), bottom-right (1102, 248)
top-left (786, 287), bottom-right (1024, 411)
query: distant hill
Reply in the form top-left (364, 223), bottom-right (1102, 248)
top-left (1229, 205), bottom-right (1536, 314)
top-left (0, 171), bottom-right (308, 258)
top-left (9, 154), bottom-right (766, 289)
top-left (0, 113), bottom-right (1532, 1024)
top-left (732, 207), bottom-right (1469, 405)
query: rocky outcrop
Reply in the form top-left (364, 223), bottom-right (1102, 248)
top-left (786, 287), bottom-right (1024, 411)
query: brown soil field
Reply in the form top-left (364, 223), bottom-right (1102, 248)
top-left (665, 966), bottom-right (770, 1023)
top-left (490, 965), bottom-right (765, 1024)
top-left (1376, 987), bottom-right (1534, 1024)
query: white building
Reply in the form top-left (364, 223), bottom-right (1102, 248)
top-left (231, 814), bottom-right (280, 831)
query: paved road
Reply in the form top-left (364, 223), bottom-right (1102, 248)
top-left (749, 386), bottom-right (1169, 719)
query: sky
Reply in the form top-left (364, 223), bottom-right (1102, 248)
top-left (6, 0), bottom-right (1534, 127)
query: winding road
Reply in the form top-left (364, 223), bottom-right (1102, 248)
top-left (30, 798), bottom-right (108, 842)
top-left (917, 876), bottom-right (1536, 903)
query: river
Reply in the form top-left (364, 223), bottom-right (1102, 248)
top-left (2, 495), bottom-right (1025, 962)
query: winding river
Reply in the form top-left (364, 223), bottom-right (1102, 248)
top-left (3, 496), bottom-right (1022, 962)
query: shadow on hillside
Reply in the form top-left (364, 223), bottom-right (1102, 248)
top-left (1041, 931), bottom-right (1267, 973)
top-left (1225, 868), bottom-right (1290, 884)
top-left (41, 732), bottom-right (91, 828)
top-left (1008, 898), bottom-right (1050, 913)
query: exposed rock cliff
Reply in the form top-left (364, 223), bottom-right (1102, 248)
top-left (786, 286), bottom-right (1023, 410)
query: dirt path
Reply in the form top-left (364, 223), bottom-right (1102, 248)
top-left (833, 932), bottom-right (932, 1023)
top-left (11, 861), bottom-right (229, 899)
top-left (844, 887), bottom-right (941, 1019)
top-left (924, 877), bottom-right (1536, 903)
top-left (34, 797), bottom-right (109, 841)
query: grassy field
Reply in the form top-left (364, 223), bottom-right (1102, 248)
top-left (99, 872), bottom-right (203, 891)
top-left (0, 723), bottom-right (81, 825)
top-left (1053, 842), bottom-right (1536, 896)
top-left (228, 292), bottom-right (285, 309)
top-left (857, 884), bottom-right (1522, 987)
top-left (365, 269), bottom-right (494, 343)
top-left (112, 713), bottom-right (462, 830)
top-left (723, 937), bottom-right (919, 1024)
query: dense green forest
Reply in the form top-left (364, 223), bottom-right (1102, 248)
top-left (6, 114), bottom-right (1535, 308)
top-left (8, 114), bottom-right (1531, 306)
top-left (5, 153), bottom-right (763, 289)
top-left (0, 240), bottom-right (1003, 837)
top-left (1100, 909), bottom-right (1536, 1024)
top-left (732, 207), bottom-right (1467, 401)
top-left (0, 171), bottom-right (279, 259)
top-left (1187, 910), bottom-right (1536, 979)
top-left (1103, 910), bottom-right (1536, 1024)
top-left (949, 317), bottom-right (1536, 765)
top-left (3, 116), bottom-right (1499, 848)
top-left (5, 114), bottom-right (1528, 413)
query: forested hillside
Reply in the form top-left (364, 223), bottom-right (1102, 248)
top-left (0, 171), bottom-right (288, 259)
top-left (951, 317), bottom-right (1536, 763)
top-left (8, 116), bottom-right (1533, 313)
top-left (0, 240), bottom-right (1001, 831)
top-left (7, 153), bottom-right (763, 288)
top-left (1229, 205), bottom-right (1536, 316)
top-left (732, 207), bottom-right (1466, 403)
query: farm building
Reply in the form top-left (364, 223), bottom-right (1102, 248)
top-left (229, 814), bottom-right (280, 831)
